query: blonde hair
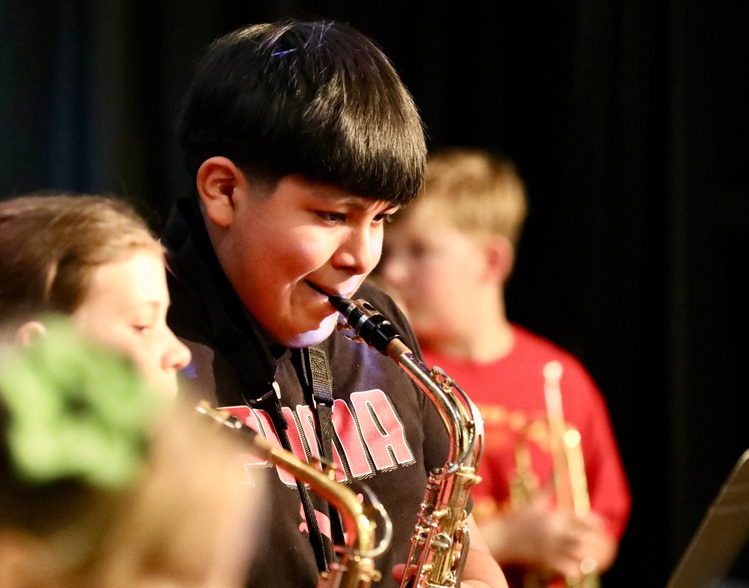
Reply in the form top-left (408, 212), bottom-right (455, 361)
top-left (0, 382), bottom-right (257, 586)
top-left (0, 402), bottom-right (256, 587)
top-left (417, 147), bottom-right (529, 247)
top-left (0, 194), bottom-right (163, 320)
top-left (76, 400), bottom-right (255, 586)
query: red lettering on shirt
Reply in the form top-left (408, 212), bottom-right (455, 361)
top-left (332, 398), bottom-right (375, 479)
top-left (350, 389), bottom-right (415, 471)
top-left (218, 388), bottom-right (414, 484)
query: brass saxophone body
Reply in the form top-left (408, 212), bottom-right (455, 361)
top-left (509, 361), bottom-right (598, 588)
top-left (328, 295), bottom-right (484, 588)
top-left (196, 400), bottom-right (392, 588)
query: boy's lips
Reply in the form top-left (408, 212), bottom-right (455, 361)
top-left (306, 281), bottom-right (339, 298)
top-left (306, 280), bottom-right (356, 304)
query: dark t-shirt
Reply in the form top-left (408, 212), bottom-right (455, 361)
top-left (163, 199), bottom-right (450, 588)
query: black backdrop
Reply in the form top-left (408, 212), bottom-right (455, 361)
top-left (2, 1), bottom-right (747, 585)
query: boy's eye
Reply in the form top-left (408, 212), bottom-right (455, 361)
top-left (374, 212), bottom-right (394, 223)
top-left (317, 211), bottom-right (346, 223)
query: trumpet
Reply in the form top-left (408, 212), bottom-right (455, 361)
top-left (328, 295), bottom-right (484, 588)
top-left (195, 400), bottom-right (392, 588)
top-left (509, 361), bottom-right (598, 588)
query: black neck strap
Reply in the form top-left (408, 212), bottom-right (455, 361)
top-left (247, 382), bottom-right (331, 574)
top-left (305, 347), bottom-right (345, 547)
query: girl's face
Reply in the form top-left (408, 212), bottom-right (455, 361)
top-left (72, 250), bottom-right (191, 397)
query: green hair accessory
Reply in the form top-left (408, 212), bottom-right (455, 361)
top-left (0, 317), bottom-right (165, 488)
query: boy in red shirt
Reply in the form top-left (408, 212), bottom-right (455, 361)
top-left (379, 147), bottom-right (631, 586)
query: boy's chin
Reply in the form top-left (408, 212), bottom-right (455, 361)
top-left (282, 316), bottom-right (338, 348)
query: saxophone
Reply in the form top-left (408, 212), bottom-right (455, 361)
top-left (195, 400), bottom-right (392, 588)
top-left (509, 361), bottom-right (598, 588)
top-left (328, 295), bottom-right (484, 588)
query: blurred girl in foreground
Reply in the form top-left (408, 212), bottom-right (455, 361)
top-left (0, 194), bottom-right (264, 586)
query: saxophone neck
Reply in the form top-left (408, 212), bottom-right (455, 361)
top-left (329, 296), bottom-right (483, 470)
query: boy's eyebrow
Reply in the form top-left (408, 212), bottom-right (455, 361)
top-left (310, 188), bottom-right (399, 212)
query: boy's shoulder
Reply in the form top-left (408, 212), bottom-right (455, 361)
top-left (355, 279), bottom-right (400, 313)
top-left (511, 324), bottom-right (591, 376)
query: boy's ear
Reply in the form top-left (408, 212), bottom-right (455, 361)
top-left (14, 321), bottom-right (46, 347)
top-left (196, 157), bottom-right (247, 228)
top-left (483, 235), bottom-right (515, 284)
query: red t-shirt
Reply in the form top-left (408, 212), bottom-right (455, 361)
top-left (422, 325), bottom-right (631, 540)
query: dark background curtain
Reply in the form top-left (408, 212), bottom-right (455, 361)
top-left (1, 1), bottom-right (747, 585)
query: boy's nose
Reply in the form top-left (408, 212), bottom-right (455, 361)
top-left (335, 227), bottom-right (379, 275)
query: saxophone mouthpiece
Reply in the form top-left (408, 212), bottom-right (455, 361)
top-left (327, 293), bottom-right (352, 314)
top-left (328, 294), bottom-right (401, 355)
